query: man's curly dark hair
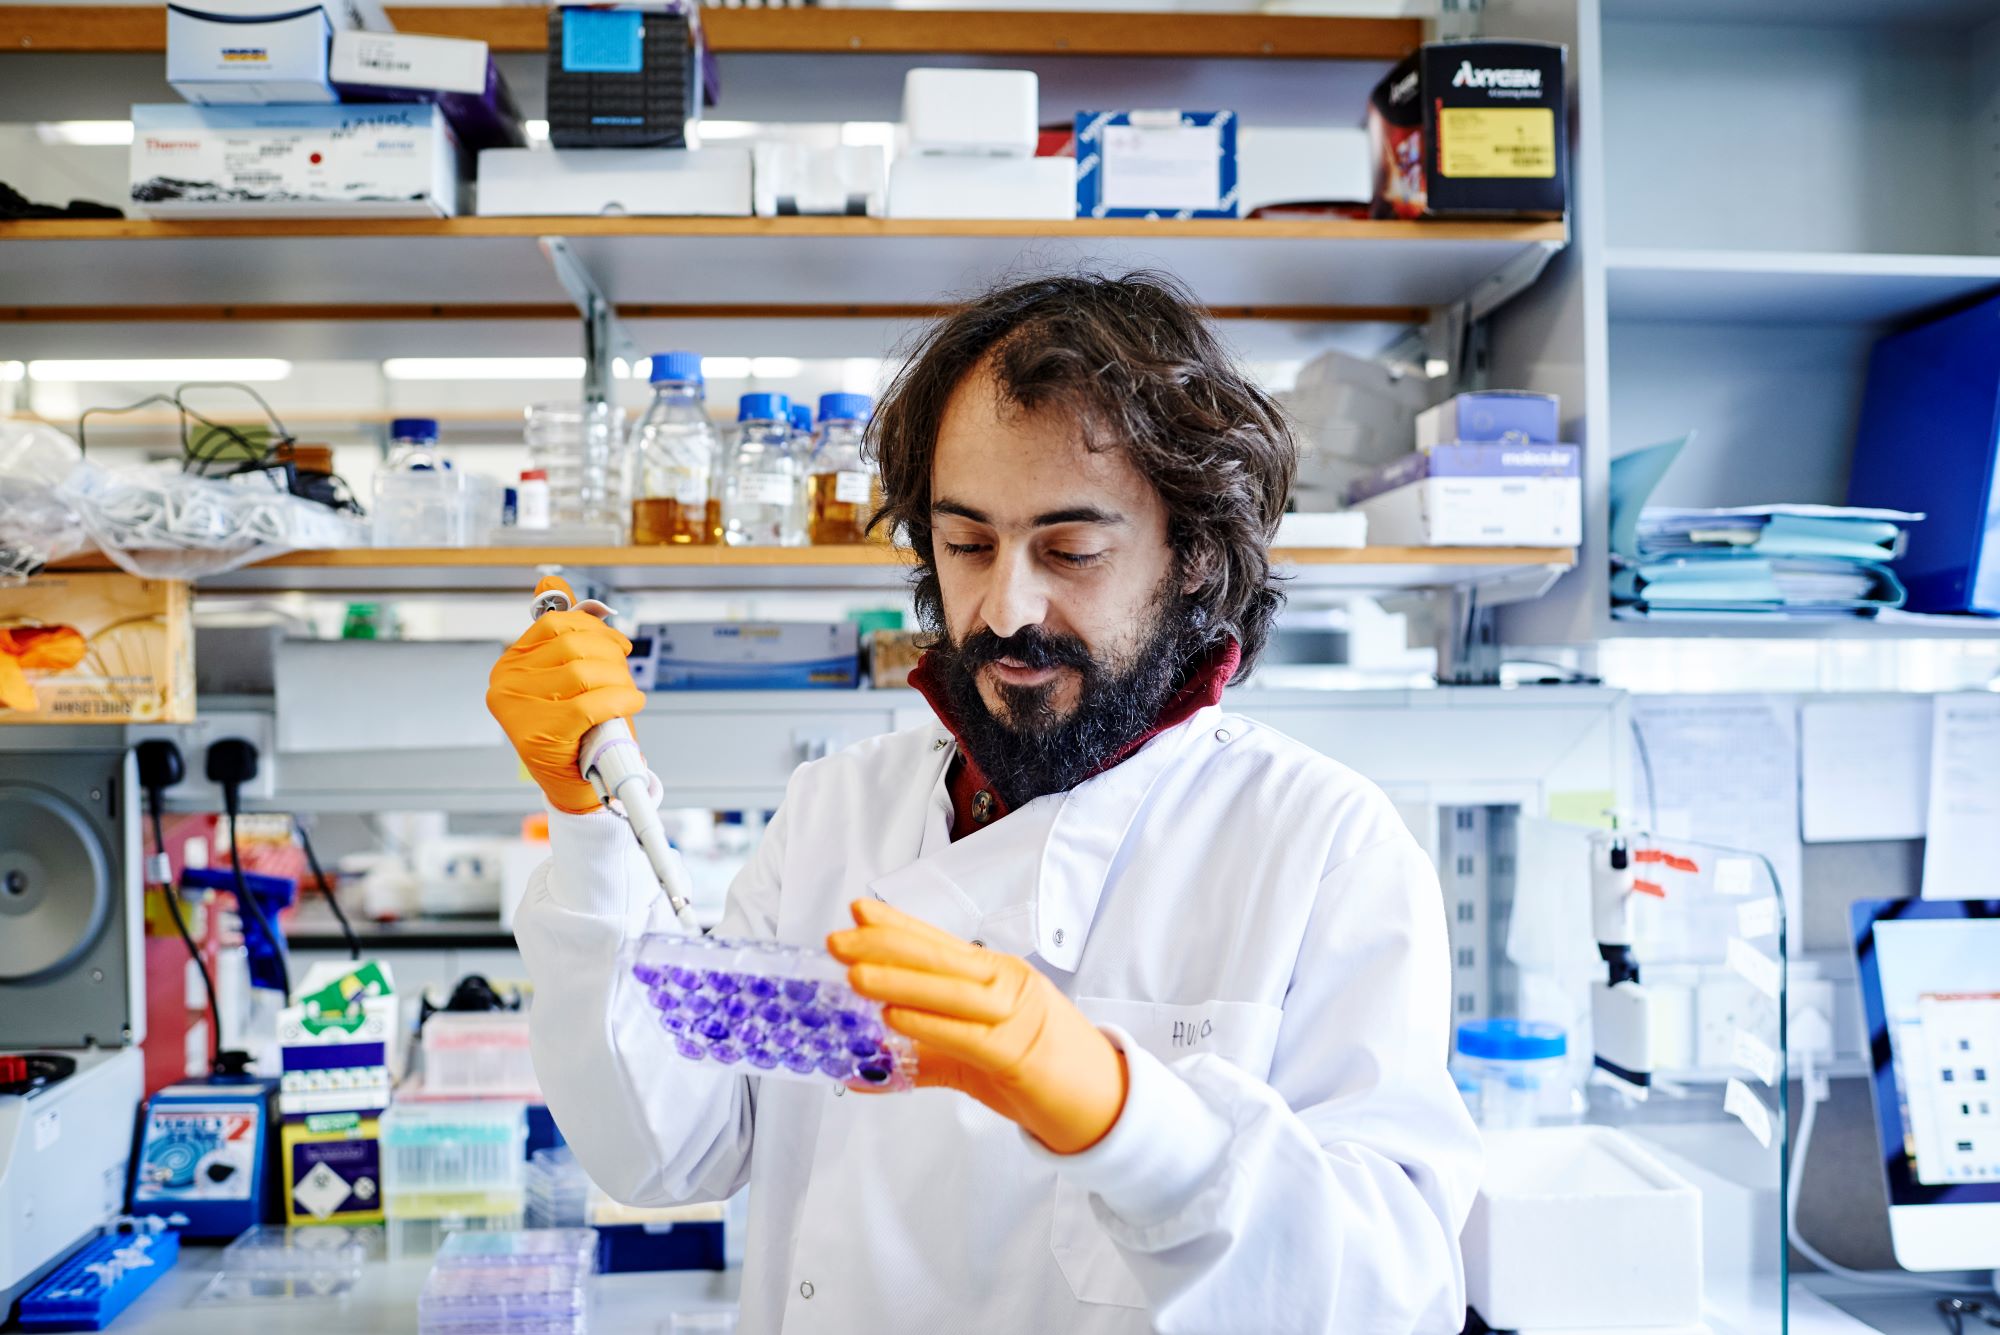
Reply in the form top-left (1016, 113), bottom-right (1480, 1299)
top-left (868, 270), bottom-right (1297, 679)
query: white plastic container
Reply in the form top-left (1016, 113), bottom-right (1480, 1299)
top-left (373, 418), bottom-right (472, 547)
top-left (421, 1012), bottom-right (539, 1099)
top-left (1463, 1126), bottom-right (1703, 1330)
top-left (524, 402), bottom-right (625, 533)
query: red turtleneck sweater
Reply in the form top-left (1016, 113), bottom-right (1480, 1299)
top-left (907, 638), bottom-right (1242, 841)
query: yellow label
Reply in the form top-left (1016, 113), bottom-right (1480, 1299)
top-left (1438, 107), bottom-right (1556, 179)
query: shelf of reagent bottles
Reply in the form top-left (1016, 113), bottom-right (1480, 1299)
top-left (0, 218), bottom-right (1570, 334)
top-left (55, 544), bottom-right (1577, 596)
top-left (0, 6), bottom-right (1421, 59)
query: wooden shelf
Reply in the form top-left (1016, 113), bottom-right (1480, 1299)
top-left (0, 5), bottom-right (1420, 59)
top-left (55, 543), bottom-right (1576, 596)
top-left (1606, 248), bottom-right (2000, 325)
top-left (0, 217), bottom-right (1567, 357)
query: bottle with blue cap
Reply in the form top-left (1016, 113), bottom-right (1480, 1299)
top-left (374, 417), bottom-right (471, 547)
top-left (630, 351), bottom-right (721, 546)
top-left (807, 393), bottom-right (875, 545)
top-left (723, 391), bottom-right (804, 546)
top-left (1452, 1018), bottom-right (1576, 1129)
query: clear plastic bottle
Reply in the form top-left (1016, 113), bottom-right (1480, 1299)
top-left (373, 417), bottom-right (470, 547)
top-left (722, 392), bottom-right (804, 547)
top-left (629, 351), bottom-right (721, 546)
top-left (524, 401), bottom-right (625, 535)
top-left (808, 393), bottom-right (875, 545)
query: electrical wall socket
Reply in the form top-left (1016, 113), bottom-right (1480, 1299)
top-left (131, 709), bottom-right (277, 805)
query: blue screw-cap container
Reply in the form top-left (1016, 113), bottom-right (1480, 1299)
top-left (390, 417), bottom-right (439, 443)
top-left (1456, 1019), bottom-right (1566, 1061)
top-left (738, 392), bottom-right (791, 423)
top-left (790, 404), bottom-right (815, 434)
top-left (818, 393), bottom-right (872, 424)
top-left (650, 351), bottom-right (703, 384)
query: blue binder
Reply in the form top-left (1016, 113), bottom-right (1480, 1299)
top-left (1848, 292), bottom-right (2000, 615)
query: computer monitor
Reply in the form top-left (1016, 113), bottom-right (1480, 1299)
top-left (1851, 897), bottom-right (2000, 1273)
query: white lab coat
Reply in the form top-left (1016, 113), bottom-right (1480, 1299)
top-left (513, 702), bottom-right (1482, 1334)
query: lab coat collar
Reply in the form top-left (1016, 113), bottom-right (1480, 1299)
top-left (867, 704), bottom-right (1217, 972)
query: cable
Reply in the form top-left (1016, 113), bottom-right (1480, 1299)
top-left (1789, 1045), bottom-right (1943, 1293)
top-left (222, 791), bottom-right (290, 1002)
top-left (148, 794), bottom-right (222, 1074)
top-left (1629, 715), bottom-right (1661, 832)
top-left (295, 816), bottom-right (360, 961)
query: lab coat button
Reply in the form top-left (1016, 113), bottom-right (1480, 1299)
top-left (1052, 928), bottom-right (1064, 946)
top-left (972, 790), bottom-right (995, 823)
top-left (1214, 728), bottom-right (1232, 743)
top-left (800, 1281), bottom-right (814, 1299)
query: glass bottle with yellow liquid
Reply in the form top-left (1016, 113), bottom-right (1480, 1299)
top-left (629, 351), bottom-right (721, 545)
top-left (806, 393), bottom-right (875, 545)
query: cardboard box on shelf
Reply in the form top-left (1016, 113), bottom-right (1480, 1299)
top-left (635, 621), bottom-right (860, 690)
top-left (131, 103), bottom-right (462, 218)
top-left (166, 4), bottom-right (338, 105)
top-left (887, 155), bottom-right (1074, 220)
top-left (476, 146), bottom-right (751, 216)
top-left (1075, 110), bottom-right (1238, 219)
top-left (0, 573), bottom-right (193, 724)
top-left (280, 1112), bottom-right (385, 1226)
top-left (867, 629), bottom-right (925, 689)
top-left (1348, 442), bottom-right (1581, 546)
top-left (1368, 40), bottom-right (1568, 220)
top-left (1415, 390), bottom-right (1561, 451)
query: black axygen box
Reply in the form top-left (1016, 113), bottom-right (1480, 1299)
top-left (1369, 40), bottom-right (1568, 220)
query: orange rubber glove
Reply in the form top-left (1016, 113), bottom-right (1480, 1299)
top-left (828, 899), bottom-right (1129, 1155)
top-left (484, 576), bottom-right (646, 815)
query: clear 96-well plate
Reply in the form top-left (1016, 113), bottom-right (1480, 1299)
top-left (625, 934), bottom-right (916, 1091)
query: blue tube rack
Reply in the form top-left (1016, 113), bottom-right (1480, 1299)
top-left (17, 1228), bottom-right (180, 1331)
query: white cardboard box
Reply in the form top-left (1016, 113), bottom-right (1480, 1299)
top-left (1463, 1126), bottom-right (1702, 1330)
top-left (1237, 126), bottom-right (1370, 213)
top-left (1351, 475), bottom-right (1581, 546)
top-left (887, 154), bottom-right (1074, 220)
top-left (902, 68), bottom-right (1039, 157)
top-left (476, 147), bottom-right (752, 216)
top-left (330, 28), bottom-right (489, 96)
top-left (131, 103), bottom-right (461, 217)
top-left (166, 4), bottom-right (338, 104)
top-left (752, 143), bottom-right (886, 217)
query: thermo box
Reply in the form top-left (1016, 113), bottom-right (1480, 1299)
top-left (1415, 390), bottom-right (1561, 451)
top-left (476, 147), bottom-right (750, 216)
top-left (635, 622), bottom-right (860, 690)
top-left (1369, 40), bottom-right (1568, 219)
top-left (1348, 443), bottom-right (1581, 546)
top-left (131, 103), bottom-right (462, 217)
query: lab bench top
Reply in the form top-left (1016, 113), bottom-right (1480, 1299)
top-left (89, 1247), bottom-right (741, 1334)
top-left (70, 1257), bottom-right (1968, 1335)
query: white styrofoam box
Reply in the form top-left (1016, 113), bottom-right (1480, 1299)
top-left (131, 103), bottom-right (460, 217)
top-left (902, 68), bottom-right (1038, 156)
top-left (1351, 476), bottom-right (1582, 547)
top-left (887, 154), bottom-right (1074, 220)
top-left (330, 28), bottom-right (490, 96)
top-left (476, 147), bottom-right (751, 216)
top-left (752, 143), bottom-right (887, 217)
top-left (1236, 126), bottom-right (1370, 213)
top-left (1272, 510), bottom-right (1367, 548)
top-left (276, 639), bottom-right (505, 752)
top-left (186, 0), bottom-right (389, 31)
top-left (166, 5), bottom-right (337, 105)
top-left (1464, 1126), bottom-right (1702, 1330)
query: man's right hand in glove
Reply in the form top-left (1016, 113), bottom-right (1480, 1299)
top-left (486, 576), bottom-right (647, 815)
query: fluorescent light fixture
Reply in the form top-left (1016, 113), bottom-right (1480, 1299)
top-left (28, 358), bottom-right (291, 382)
top-left (35, 119), bottom-right (135, 147)
top-left (1424, 358), bottom-right (1451, 379)
top-left (525, 119), bottom-right (550, 143)
top-left (382, 357), bottom-right (586, 381)
top-left (749, 357), bottom-right (804, 379)
top-left (701, 357), bottom-right (752, 380)
top-left (1, 362), bottom-right (25, 383)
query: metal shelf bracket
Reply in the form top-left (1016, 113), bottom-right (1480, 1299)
top-left (538, 237), bottom-right (643, 408)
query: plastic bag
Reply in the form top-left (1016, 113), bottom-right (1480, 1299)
top-left (0, 421), bottom-right (369, 583)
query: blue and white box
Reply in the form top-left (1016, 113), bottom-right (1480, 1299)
top-left (641, 622), bottom-right (859, 690)
top-left (1348, 442), bottom-right (1580, 546)
top-left (131, 103), bottom-right (461, 217)
top-left (1075, 110), bottom-right (1237, 219)
top-left (167, 2), bottom-right (338, 104)
top-left (1415, 390), bottom-right (1560, 452)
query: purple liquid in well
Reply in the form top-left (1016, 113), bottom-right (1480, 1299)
top-left (659, 1013), bottom-right (688, 1034)
top-left (668, 966), bottom-right (701, 990)
top-left (745, 976), bottom-right (778, 1000)
top-left (745, 1046), bottom-right (779, 1070)
top-left (783, 1049), bottom-right (818, 1074)
top-left (756, 1000), bottom-right (789, 1026)
top-left (675, 1038), bottom-right (706, 1062)
top-left (704, 970), bottom-right (742, 994)
top-left (708, 1042), bottom-right (742, 1064)
top-left (683, 993), bottom-right (717, 1018)
top-left (795, 1006), bottom-right (829, 1031)
top-left (632, 963), bottom-right (663, 987)
top-left (782, 979), bottom-right (818, 1005)
top-left (819, 1053), bottom-right (855, 1079)
top-left (721, 995), bottom-right (753, 1021)
top-left (833, 1008), bottom-right (866, 1032)
top-left (696, 1017), bottom-right (730, 1043)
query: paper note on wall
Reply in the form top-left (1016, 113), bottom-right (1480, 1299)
top-left (1799, 697), bottom-right (1931, 842)
top-left (1920, 693), bottom-right (2000, 899)
top-left (1628, 695), bottom-right (1803, 954)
